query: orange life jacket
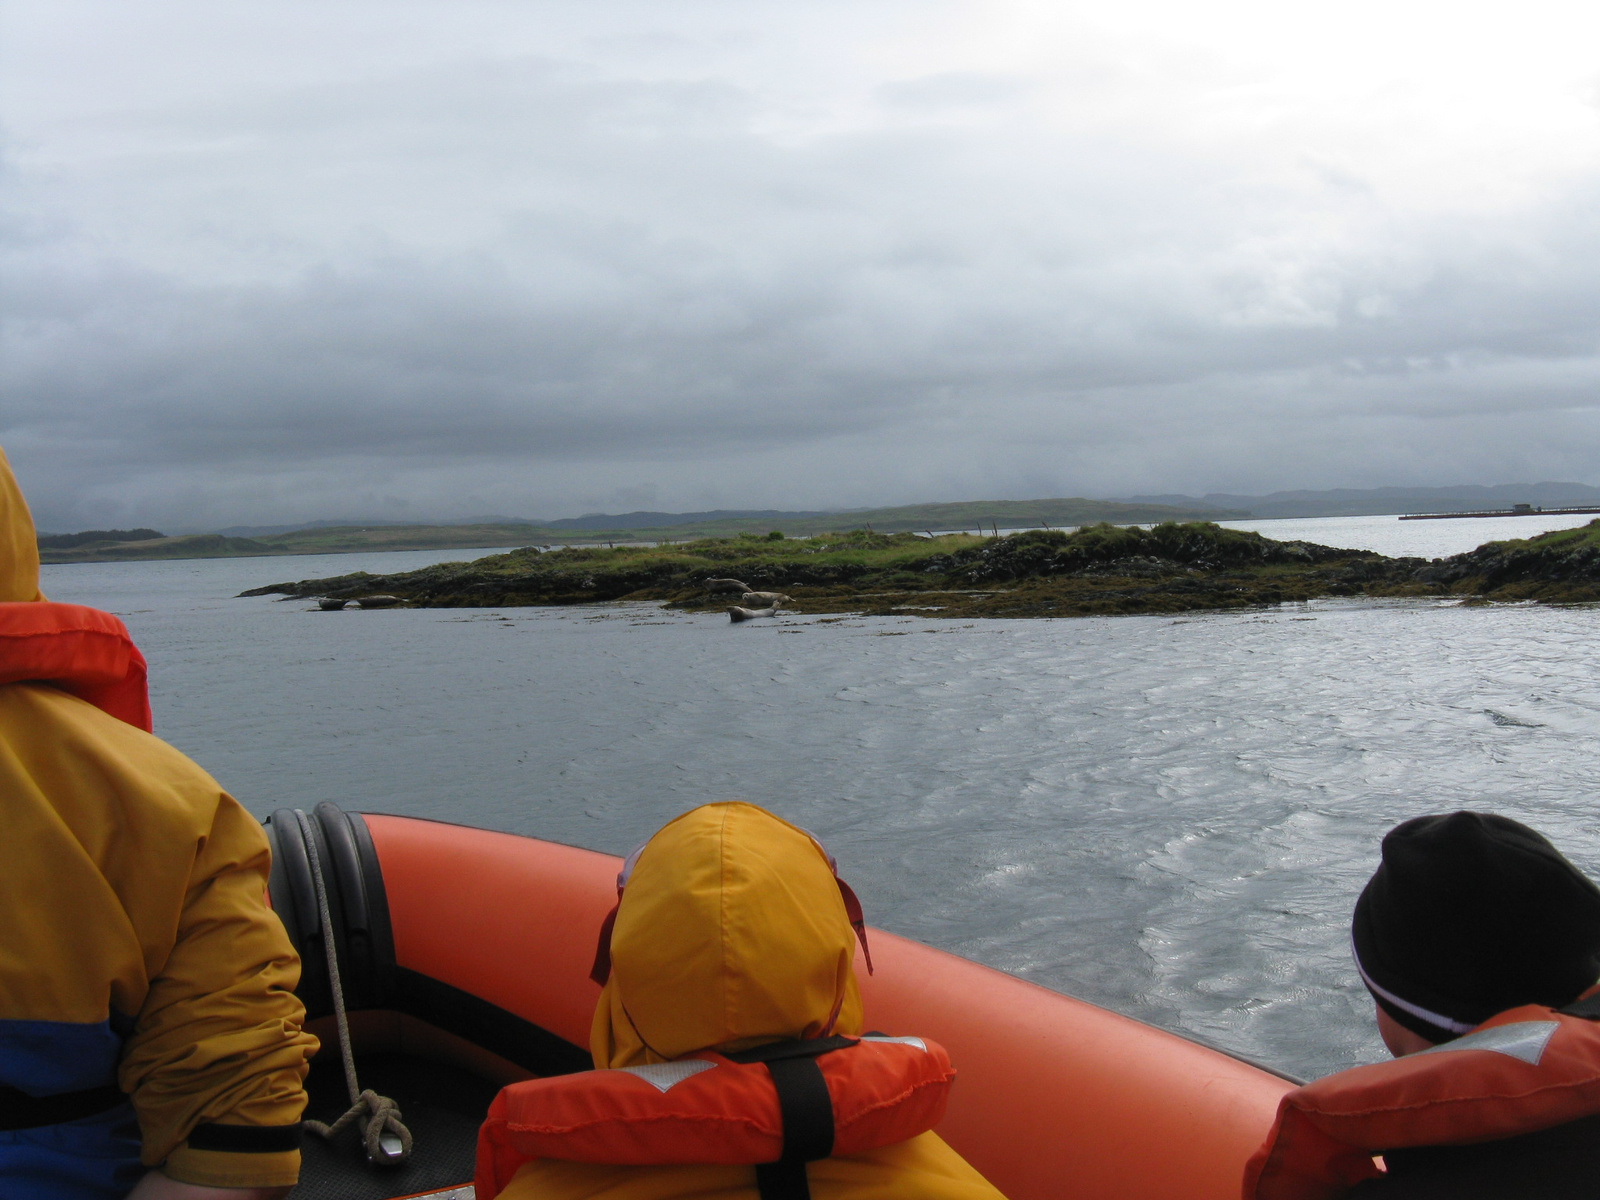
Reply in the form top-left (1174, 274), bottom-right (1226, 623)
top-left (0, 601), bottom-right (151, 731)
top-left (475, 1035), bottom-right (955, 1200)
top-left (1243, 998), bottom-right (1600, 1200)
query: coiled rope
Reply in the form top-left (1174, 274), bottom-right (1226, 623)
top-left (293, 808), bottom-right (413, 1166)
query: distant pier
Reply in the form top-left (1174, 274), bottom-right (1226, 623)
top-left (1399, 504), bottom-right (1600, 521)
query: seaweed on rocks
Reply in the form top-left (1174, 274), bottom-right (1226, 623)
top-left (920, 523), bottom-right (1362, 583)
top-left (1414, 518), bottom-right (1600, 603)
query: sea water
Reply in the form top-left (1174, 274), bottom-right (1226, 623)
top-left (39, 514), bottom-right (1600, 1081)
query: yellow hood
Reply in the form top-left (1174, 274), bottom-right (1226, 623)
top-left (592, 802), bottom-right (864, 1069)
top-left (0, 446), bottom-right (44, 602)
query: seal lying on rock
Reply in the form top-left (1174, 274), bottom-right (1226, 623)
top-left (705, 578), bottom-right (751, 594)
top-left (727, 605), bottom-right (779, 622)
top-left (740, 591), bottom-right (790, 606)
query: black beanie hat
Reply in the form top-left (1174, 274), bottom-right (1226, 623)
top-left (1352, 812), bottom-right (1600, 1043)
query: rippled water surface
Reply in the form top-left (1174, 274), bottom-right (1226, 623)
top-left (40, 524), bottom-right (1600, 1081)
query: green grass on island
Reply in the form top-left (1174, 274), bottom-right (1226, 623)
top-left (239, 519), bottom-right (1600, 618)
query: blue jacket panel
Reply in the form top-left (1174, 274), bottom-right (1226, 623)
top-left (0, 1102), bottom-right (143, 1200)
top-left (0, 1017), bottom-right (125, 1094)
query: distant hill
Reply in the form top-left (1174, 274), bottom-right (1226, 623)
top-left (543, 509), bottom-right (835, 531)
top-left (211, 519), bottom-right (424, 537)
top-left (39, 497), bottom-right (1243, 563)
top-left (36, 528), bottom-right (164, 550)
top-left (1120, 483), bottom-right (1600, 520)
top-left (38, 524), bottom-right (547, 563)
top-left (814, 497), bottom-right (1246, 533)
top-left (205, 513), bottom-right (813, 535)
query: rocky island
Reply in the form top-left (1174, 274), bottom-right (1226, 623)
top-left (239, 519), bottom-right (1600, 619)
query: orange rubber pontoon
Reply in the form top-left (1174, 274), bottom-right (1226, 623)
top-left (267, 805), bottom-right (1293, 1200)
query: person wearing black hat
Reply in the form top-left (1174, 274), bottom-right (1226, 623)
top-left (1353, 811), bottom-right (1600, 1059)
top-left (1244, 812), bottom-right (1600, 1200)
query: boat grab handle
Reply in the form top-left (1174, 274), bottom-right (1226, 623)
top-left (294, 807), bottom-right (415, 1167)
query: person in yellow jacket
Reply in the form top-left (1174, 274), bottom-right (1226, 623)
top-left (0, 447), bottom-right (319, 1199)
top-left (494, 801), bottom-right (1009, 1200)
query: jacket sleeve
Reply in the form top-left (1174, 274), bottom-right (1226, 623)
top-left (117, 792), bottom-right (320, 1188)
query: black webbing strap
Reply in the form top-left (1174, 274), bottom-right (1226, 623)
top-left (725, 1035), bottom-right (857, 1065)
top-left (723, 1038), bottom-right (848, 1200)
top-left (755, 1157), bottom-right (813, 1200)
top-left (770, 1055), bottom-right (836, 1160)
top-left (0, 1083), bottom-right (126, 1131)
top-left (755, 1056), bottom-right (835, 1200)
top-left (1559, 992), bottom-right (1600, 1020)
top-left (187, 1121), bottom-right (304, 1153)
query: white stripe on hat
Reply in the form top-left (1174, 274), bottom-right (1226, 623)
top-left (1352, 936), bottom-right (1477, 1036)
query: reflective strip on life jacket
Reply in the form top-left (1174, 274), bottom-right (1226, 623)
top-left (473, 1035), bottom-right (955, 1200)
top-left (0, 602), bottom-right (152, 731)
top-left (1243, 1001), bottom-right (1600, 1200)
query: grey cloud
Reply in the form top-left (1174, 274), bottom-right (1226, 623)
top-left (874, 72), bottom-right (1031, 111)
top-left (4, 12), bottom-right (1600, 530)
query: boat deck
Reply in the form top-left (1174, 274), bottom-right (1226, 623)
top-left (289, 1052), bottom-right (492, 1200)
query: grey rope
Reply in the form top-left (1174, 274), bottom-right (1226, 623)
top-left (293, 808), bottom-right (412, 1166)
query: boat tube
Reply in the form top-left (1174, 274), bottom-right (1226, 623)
top-left (266, 804), bottom-right (1294, 1200)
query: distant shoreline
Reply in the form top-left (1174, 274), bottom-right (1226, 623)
top-left (37, 498), bottom-right (1243, 564)
top-left (40, 482), bottom-right (1600, 564)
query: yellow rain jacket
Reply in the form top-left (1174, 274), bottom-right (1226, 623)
top-left (497, 802), bottom-right (1008, 1200)
top-left (0, 447), bottom-right (318, 1195)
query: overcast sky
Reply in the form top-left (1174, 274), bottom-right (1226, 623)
top-left (4, 0), bottom-right (1600, 530)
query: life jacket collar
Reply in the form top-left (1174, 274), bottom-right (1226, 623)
top-left (1244, 992), bottom-right (1600, 1200)
top-left (474, 1032), bottom-right (953, 1200)
top-left (0, 602), bottom-right (152, 731)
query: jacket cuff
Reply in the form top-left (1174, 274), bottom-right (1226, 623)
top-left (163, 1123), bottom-right (302, 1189)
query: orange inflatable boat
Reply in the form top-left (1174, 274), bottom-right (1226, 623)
top-left (266, 804), bottom-right (1295, 1200)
